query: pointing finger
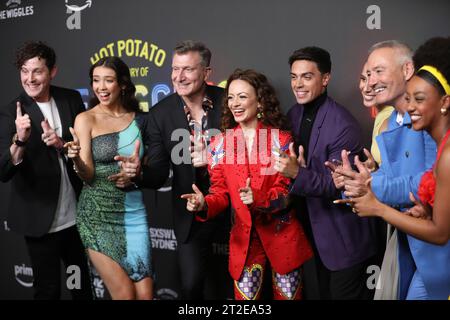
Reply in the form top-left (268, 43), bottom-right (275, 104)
top-left (298, 145), bottom-right (306, 166)
top-left (298, 145), bottom-right (304, 158)
top-left (363, 148), bottom-right (375, 162)
top-left (342, 149), bottom-right (351, 170)
top-left (69, 127), bottom-right (79, 143)
top-left (354, 155), bottom-right (369, 175)
top-left (192, 184), bottom-right (202, 195)
top-left (41, 118), bottom-right (51, 132)
top-left (288, 142), bottom-right (296, 157)
top-left (132, 139), bottom-right (141, 158)
top-left (333, 198), bottom-right (353, 205)
top-left (409, 192), bottom-right (421, 205)
top-left (16, 101), bottom-right (22, 118)
top-left (324, 161), bottom-right (336, 172)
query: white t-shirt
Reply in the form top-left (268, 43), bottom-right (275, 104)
top-left (36, 98), bottom-right (77, 233)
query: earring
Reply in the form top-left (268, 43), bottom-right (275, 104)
top-left (121, 89), bottom-right (125, 96)
top-left (441, 108), bottom-right (448, 116)
top-left (257, 107), bottom-right (263, 120)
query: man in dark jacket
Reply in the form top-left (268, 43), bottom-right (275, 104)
top-left (142, 40), bottom-right (228, 299)
top-left (0, 41), bottom-right (92, 300)
top-left (275, 46), bottom-right (377, 299)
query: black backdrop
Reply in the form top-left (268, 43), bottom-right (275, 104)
top-left (1, 0), bottom-right (449, 299)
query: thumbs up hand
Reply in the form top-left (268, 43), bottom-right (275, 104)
top-left (108, 140), bottom-right (142, 189)
top-left (190, 134), bottom-right (208, 168)
top-left (362, 148), bottom-right (378, 173)
top-left (64, 127), bottom-right (81, 159)
top-left (238, 177), bottom-right (253, 205)
top-left (15, 101), bottom-right (31, 143)
top-left (114, 140), bottom-right (141, 178)
top-left (274, 142), bottom-right (304, 179)
top-left (181, 184), bottom-right (206, 212)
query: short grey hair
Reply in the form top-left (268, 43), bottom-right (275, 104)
top-left (173, 40), bottom-right (211, 67)
top-left (368, 40), bottom-right (413, 66)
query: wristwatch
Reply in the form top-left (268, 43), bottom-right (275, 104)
top-left (14, 139), bottom-right (27, 147)
top-left (13, 134), bottom-right (27, 147)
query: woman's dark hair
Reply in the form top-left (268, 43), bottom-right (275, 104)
top-left (88, 56), bottom-right (140, 112)
top-left (413, 37), bottom-right (450, 96)
top-left (221, 68), bottom-right (289, 131)
top-left (15, 41), bottom-right (56, 71)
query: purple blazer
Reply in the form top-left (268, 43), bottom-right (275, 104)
top-left (289, 96), bottom-right (378, 271)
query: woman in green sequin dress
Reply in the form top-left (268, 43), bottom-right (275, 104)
top-left (65, 57), bottom-right (153, 300)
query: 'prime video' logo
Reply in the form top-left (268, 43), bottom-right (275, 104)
top-left (14, 264), bottom-right (33, 287)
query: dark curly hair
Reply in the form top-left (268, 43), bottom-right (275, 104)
top-left (88, 56), bottom-right (140, 112)
top-left (221, 69), bottom-right (289, 131)
top-left (413, 36), bottom-right (450, 96)
top-left (15, 41), bottom-right (56, 71)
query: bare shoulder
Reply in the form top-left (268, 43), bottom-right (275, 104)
top-left (437, 142), bottom-right (450, 175)
top-left (74, 108), bottom-right (96, 131)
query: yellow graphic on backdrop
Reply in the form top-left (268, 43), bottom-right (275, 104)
top-left (90, 39), bottom-right (166, 67)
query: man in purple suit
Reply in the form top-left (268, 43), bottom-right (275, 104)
top-left (275, 46), bottom-right (378, 299)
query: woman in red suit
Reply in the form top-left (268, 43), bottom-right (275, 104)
top-left (181, 69), bottom-right (313, 300)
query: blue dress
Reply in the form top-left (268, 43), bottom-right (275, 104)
top-left (77, 119), bottom-right (152, 282)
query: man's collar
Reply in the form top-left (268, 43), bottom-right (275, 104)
top-left (395, 112), bottom-right (404, 126)
top-left (395, 111), bottom-right (412, 126)
top-left (202, 95), bottom-right (213, 110)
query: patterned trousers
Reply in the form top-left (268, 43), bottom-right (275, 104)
top-left (234, 230), bottom-right (303, 300)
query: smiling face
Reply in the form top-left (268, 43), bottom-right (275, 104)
top-left (171, 51), bottom-right (210, 99)
top-left (20, 56), bottom-right (56, 102)
top-left (367, 47), bottom-right (411, 107)
top-left (290, 60), bottom-right (330, 105)
top-left (227, 79), bottom-right (259, 128)
top-left (92, 66), bottom-right (122, 107)
top-left (359, 62), bottom-right (377, 108)
top-left (406, 75), bottom-right (444, 131)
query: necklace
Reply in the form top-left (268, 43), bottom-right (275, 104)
top-left (98, 106), bottom-right (129, 118)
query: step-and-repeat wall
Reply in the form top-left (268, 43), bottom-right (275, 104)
top-left (0, 0), bottom-right (448, 299)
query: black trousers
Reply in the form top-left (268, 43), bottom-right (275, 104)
top-left (177, 218), bottom-right (229, 300)
top-left (24, 225), bottom-right (93, 300)
top-left (314, 253), bottom-right (374, 300)
top-left (297, 201), bottom-right (374, 300)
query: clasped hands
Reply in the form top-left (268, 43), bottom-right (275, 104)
top-left (327, 149), bottom-right (429, 219)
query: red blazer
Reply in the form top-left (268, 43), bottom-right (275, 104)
top-left (199, 123), bottom-right (313, 280)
